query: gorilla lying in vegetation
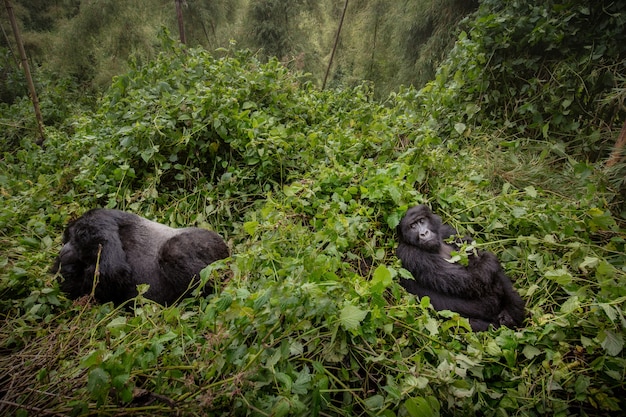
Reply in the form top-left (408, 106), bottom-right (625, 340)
top-left (52, 208), bottom-right (229, 305)
top-left (396, 205), bottom-right (525, 331)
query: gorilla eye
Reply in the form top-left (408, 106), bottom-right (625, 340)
top-left (410, 222), bottom-right (419, 230)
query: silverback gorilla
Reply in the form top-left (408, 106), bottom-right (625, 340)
top-left (396, 205), bottom-right (525, 331)
top-left (52, 208), bottom-right (229, 305)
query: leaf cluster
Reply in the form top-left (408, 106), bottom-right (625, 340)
top-left (413, 0), bottom-right (626, 160)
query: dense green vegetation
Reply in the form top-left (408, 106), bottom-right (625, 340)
top-left (1, 0), bottom-right (625, 416)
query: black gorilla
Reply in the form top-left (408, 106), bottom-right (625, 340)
top-left (396, 205), bottom-right (525, 331)
top-left (52, 208), bottom-right (229, 305)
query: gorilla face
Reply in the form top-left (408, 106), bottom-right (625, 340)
top-left (55, 241), bottom-right (95, 299)
top-left (397, 205), bottom-right (444, 252)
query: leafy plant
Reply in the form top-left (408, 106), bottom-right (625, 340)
top-left (1, 7), bottom-right (625, 416)
top-left (411, 0), bottom-right (626, 161)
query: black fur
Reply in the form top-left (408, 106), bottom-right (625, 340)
top-left (52, 208), bottom-right (229, 305)
top-left (396, 205), bottom-right (525, 331)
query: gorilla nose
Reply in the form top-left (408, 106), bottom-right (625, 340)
top-left (60, 243), bottom-right (72, 257)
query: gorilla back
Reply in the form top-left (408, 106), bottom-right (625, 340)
top-left (52, 209), bottom-right (229, 305)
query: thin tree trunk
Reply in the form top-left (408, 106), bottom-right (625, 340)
top-left (606, 119), bottom-right (626, 167)
top-left (4, 0), bottom-right (45, 146)
top-left (322, 0), bottom-right (349, 90)
top-left (175, 0), bottom-right (186, 44)
top-left (369, 13), bottom-right (379, 75)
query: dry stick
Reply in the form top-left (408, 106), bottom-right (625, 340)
top-left (322, 0), bottom-right (349, 90)
top-left (0, 400), bottom-right (55, 416)
top-left (606, 118), bottom-right (626, 167)
top-left (90, 244), bottom-right (103, 299)
top-left (3, 0), bottom-right (45, 146)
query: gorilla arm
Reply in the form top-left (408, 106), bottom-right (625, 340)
top-left (396, 243), bottom-right (489, 299)
top-left (467, 250), bottom-right (525, 327)
top-left (399, 273), bottom-right (503, 330)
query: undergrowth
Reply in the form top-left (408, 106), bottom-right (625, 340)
top-left (1, 2), bottom-right (626, 416)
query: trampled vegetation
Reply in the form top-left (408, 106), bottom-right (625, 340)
top-left (1, 1), bottom-right (625, 416)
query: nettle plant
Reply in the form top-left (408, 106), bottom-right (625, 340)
top-left (410, 0), bottom-right (626, 156)
top-left (71, 36), bottom-right (396, 221)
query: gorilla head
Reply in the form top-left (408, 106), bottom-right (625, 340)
top-left (396, 205), bottom-right (525, 331)
top-left (397, 205), bottom-right (455, 252)
top-left (52, 208), bottom-right (229, 306)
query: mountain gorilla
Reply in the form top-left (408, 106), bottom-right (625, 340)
top-left (396, 205), bottom-right (525, 331)
top-left (52, 208), bottom-right (229, 306)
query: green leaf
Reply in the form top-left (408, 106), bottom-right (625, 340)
top-left (574, 375), bottom-right (591, 397)
top-left (599, 330), bottom-right (624, 356)
top-left (454, 122), bottom-right (466, 135)
top-left (106, 316), bottom-right (127, 329)
top-left (524, 185), bottom-right (537, 198)
top-left (560, 296), bottom-right (580, 314)
top-left (545, 268), bottom-right (573, 286)
top-left (243, 221), bottom-right (259, 236)
top-left (156, 331), bottom-right (178, 344)
top-left (275, 372), bottom-right (292, 392)
top-left (363, 394), bottom-right (384, 410)
top-left (386, 211), bottom-right (402, 229)
top-left (370, 265), bottom-right (392, 294)
top-left (81, 350), bottom-right (105, 368)
top-left (405, 396), bottom-right (440, 417)
top-left (111, 373), bottom-right (130, 390)
top-left (586, 208), bottom-right (616, 231)
top-left (215, 293), bottom-right (233, 312)
top-left (292, 368), bottom-right (312, 395)
top-left (512, 207), bottom-right (527, 218)
top-left (271, 397), bottom-right (290, 417)
top-left (578, 257), bottom-right (599, 273)
top-left (339, 304), bottom-right (368, 331)
top-left (87, 367), bottom-right (111, 402)
top-left (522, 345), bottom-right (542, 360)
top-left (485, 340), bottom-right (502, 356)
top-left (599, 303), bottom-right (618, 322)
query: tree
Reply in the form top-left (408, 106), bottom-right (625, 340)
top-left (322, 0), bottom-right (348, 90)
top-left (175, 0), bottom-right (186, 44)
top-left (4, 0), bottom-right (44, 145)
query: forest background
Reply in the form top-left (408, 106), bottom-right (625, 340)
top-left (1, 0), bottom-right (626, 416)
top-left (0, 0), bottom-right (476, 100)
